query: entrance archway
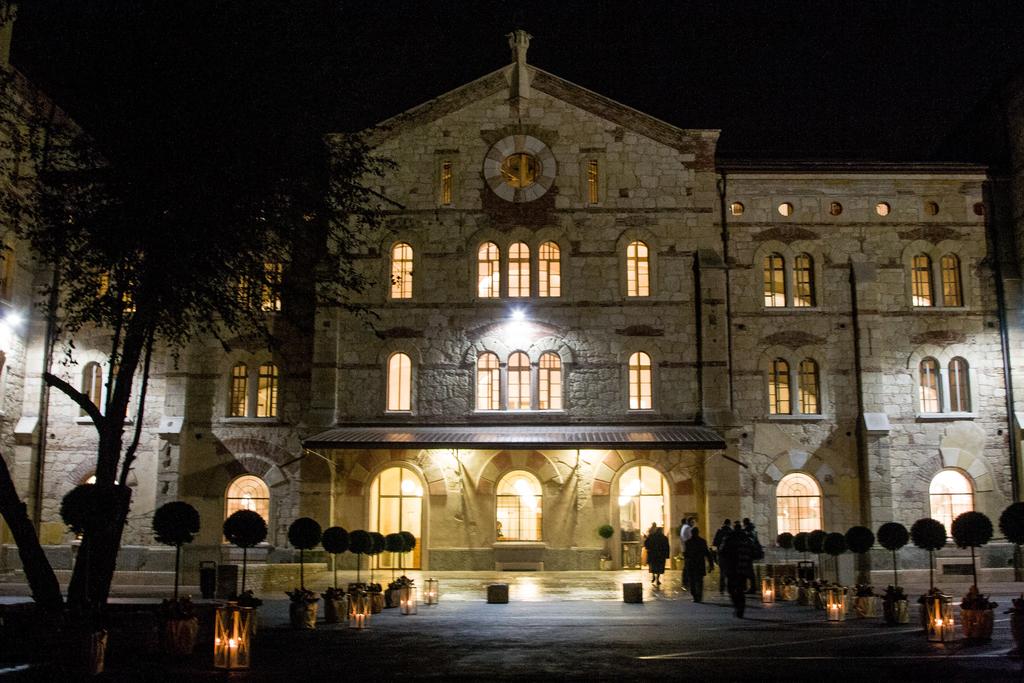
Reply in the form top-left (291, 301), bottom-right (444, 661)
top-left (369, 466), bottom-right (424, 569)
top-left (615, 464), bottom-right (670, 569)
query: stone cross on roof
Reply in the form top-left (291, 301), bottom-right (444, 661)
top-left (507, 29), bottom-right (532, 113)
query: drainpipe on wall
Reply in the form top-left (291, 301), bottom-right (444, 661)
top-left (31, 267), bottom-right (59, 530)
top-left (692, 255), bottom-right (704, 424)
top-left (715, 173), bottom-right (735, 411)
top-left (848, 261), bottom-right (872, 584)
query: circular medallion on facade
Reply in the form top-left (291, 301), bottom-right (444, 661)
top-left (483, 135), bottom-right (556, 202)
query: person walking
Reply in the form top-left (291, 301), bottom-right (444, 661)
top-left (678, 517), bottom-right (694, 589)
top-left (743, 517), bottom-right (762, 593)
top-left (644, 525), bottom-right (670, 587)
top-left (712, 519), bottom-right (732, 595)
top-left (683, 527), bottom-right (714, 602)
top-left (718, 526), bottom-right (754, 618)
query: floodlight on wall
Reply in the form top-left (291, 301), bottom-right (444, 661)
top-left (511, 308), bottom-right (525, 321)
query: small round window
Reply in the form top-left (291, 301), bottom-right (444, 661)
top-left (829, 202), bottom-right (843, 216)
top-left (778, 202), bottom-right (793, 217)
top-left (500, 153), bottom-right (540, 188)
top-left (875, 202), bottom-right (891, 217)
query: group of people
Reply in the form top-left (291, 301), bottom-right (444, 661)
top-left (640, 516), bottom-right (762, 618)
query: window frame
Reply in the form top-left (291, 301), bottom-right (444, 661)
top-left (538, 352), bottom-right (563, 411)
top-left (386, 352), bottom-right (413, 412)
top-left (225, 359), bottom-right (281, 420)
top-left (775, 472), bottom-right (823, 536)
top-left (225, 475), bottom-right (271, 530)
top-left (626, 241), bottom-right (650, 298)
top-left (495, 470), bottom-right (543, 542)
top-left (476, 352), bottom-right (501, 411)
top-left (506, 351), bottom-right (531, 410)
top-left (508, 242), bottom-right (531, 298)
top-left (928, 469), bottom-right (974, 535)
top-left (477, 242), bottom-right (501, 299)
top-left (390, 242), bottom-right (414, 300)
top-left (628, 351), bottom-right (653, 411)
top-left (538, 241), bottom-right (561, 298)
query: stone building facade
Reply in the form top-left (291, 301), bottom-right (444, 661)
top-left (1, 31), bottom-right (1020, 580)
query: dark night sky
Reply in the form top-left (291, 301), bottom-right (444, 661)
top-left (10, 1), bottom-right (1024, 164)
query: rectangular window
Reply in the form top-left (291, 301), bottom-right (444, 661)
top-left (538, 242), bottom-right (561, 297)
top-left (763, 254), bottom-right (786, 307)
top-left (793, 254), bottom-right (814, 307)
top-left (477, 244), bottom-right (500, 298)
top-left (477, 355), bottom-right (501, 410)
top-left (440, 160), bottom-right (453, 206)
top-left (769, 359), bottom-right (790, 415)
top-left (586, 160), bottom-right (599, 204)
top-left (798, 360), bottom-right (819, 414)
top-left (627, 241), bottom-right (650, 297)
top-left (941, 255), bottom-right (962, 307)
top-left (256, 363), bottom-right (278, 418)
top-left (230, 364), bottom-right (248, 417)
top-left (919, 359), bottom-right (940, 413)
top-left (538, 354), bottom-right (562, 410)
top-left (912, 255), bottom-right (933, 307)
top-left (508, 243), bottom-right (530, 298)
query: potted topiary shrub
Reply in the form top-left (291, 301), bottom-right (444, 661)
top-left (320, 526), bottom-right (349, 624)
top-left (951, 511), bottom-right (996, 640)
top-left (776, 532), bottom-right (794, 563)
top-left (598, 524), bottom-right (614, 570)
top-left (999, 502), bottom-right (1024, 582)
top-left (286, 517), bottom-right (322, 629)
top-left (385, 533), bottom-right (405, 582)
top-left (807, 529), bottom-right (827, 580)
top-left (845, 526), bottom-right (875, 616)
top-left (399, 530), bottom-right (417, 572)
top-left (910, 517), bottom-right (948, 632)
top-left (822, 532), bottom-right (847, 584)
top-left (223, 509), bottom-right (268, 595)
top-left (877, 522), bottom-right (909, 625)
top-left (367, 532), bottom-right (386, 612)
top-left (152, 501), bottom-right (201, 655)
top-left (348, 529), bottom-right (371, 589)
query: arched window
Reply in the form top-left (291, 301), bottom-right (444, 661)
top-left (508, 242), bottom-right (530, 297)
top-left (919, 358), bottom-right (941, 413)
top-left (768, 358), bottom-right (790, 415)
top-left (225, 475), bottom-right (270, 525)
top-left (617, 465), bottom-right (670, 568)
top-left (793, 253), bottom-right (815, 307)
top-left (798, 359), bottom-right (820, 415)
top-left (370, 466), bottom-right (424, 568)
top-left (82, 362), bottom-right (104, 415)
top-left (763, 253), bottom-right (786, 307)
top-left (626, 241), bottom-right (649, 297)
top-left (387, 353), bottom-right (412, 411)
top-left (940, 254), bottom-right (962, 307)
top-left (229, 363), bottom-right (248, 417)
top-left (628, 351), bottom-right (652, 410)
top-left (538, 352), bottom-right (562, 410)
top-left (948, 357), bottom-right (970, 412)
top-left (538, 241), bottom-right (561, 297)
top-left (496, 470), bottom-right (542, 541)
top-left (477, 352), bottom-right (501, 410)
top-left (507, 352), bottom-right (531, 410)
top-left (256, 363), bottom-right (278, 418)
top-left (477, 243), bottom-right (500, 298)
top-left (390, 243), bottom-right (413, 299)
top-left (911, 254), bottom-right (933, 307)
top-left (776, 472), bottom-right (822, 535)
top-left (929, 470), bottom-right (973, 533)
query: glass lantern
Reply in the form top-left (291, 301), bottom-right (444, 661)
top-left (214, 603), bottom-right (253, 670)
top-left (761, 577), bottom-right (775, 604)
top-left (926, 594), bottom-right (955, 642)
top-left (400, 585), bottom-right (418, 615)
top-left (825, 587), bottom-right (847, 622)
top-left (424, 578), bottom-right (440, 606)
top-left (349, 591), bottom-right (372, 630)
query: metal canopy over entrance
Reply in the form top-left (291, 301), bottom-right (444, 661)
top-left (303, 424), bottom-right (726, 450)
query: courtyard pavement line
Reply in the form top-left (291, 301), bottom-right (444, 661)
top-left (638, 625), bottom-right (922, 659)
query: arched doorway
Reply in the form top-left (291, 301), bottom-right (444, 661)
top-left (616, 464), bottom-right (670, 568)
top-left (369, 466), bottom-right (424, 569)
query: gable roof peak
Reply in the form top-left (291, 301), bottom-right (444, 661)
top-left (506, 29), bottom-right (532, 112)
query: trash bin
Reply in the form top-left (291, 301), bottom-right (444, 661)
top-left (199, 561), bottom-right (217, 599)
top-left (216, 564), bottom-right (239, 600)
top-left (797, 560), bottom-right (816, 581)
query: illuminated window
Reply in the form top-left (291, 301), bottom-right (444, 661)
top-left (507, 352), bottom-right (531, 410)
top-left (391, 243), bottom-right (414, 299)
top-left (538, 352), bottom-right (562, 410)
top-left (256, 363), bottom-right (278, 418)
top-left (500, 153), bottom-right (539, 188)
top-left (948, 357), bottom-right (970, 413)
top-left (829, 202), bottom-right (843, 216)
top-left (477, 243), bottom-right (500, 298)
top-left (778, 202), bottom-right (793, 217)
top-left (538, 242), bottom-right (561, 297)
top-left (798, 359), bottom-right (820, 415)
top-left (940, 254), bottom-right (962, 307)
top-left (793, 253), bottom-right (815, 307)
top-left (230, 363), bottom-right (248, 417)
top-left (260, 262), bottom-right (282, 312)
top-left (919, 358), bottom-right (940, 413)
top-left (82, 362), bottom-right (104, 416)
top-left (929, 470), bottom-right (973, 534)
top-left (508, 243), bottom-right (530, 298)
top-left (628, 352), bottom-right (652, 410)
top-left (369, 467), bottom-right (423, 568)
top-left (626, 241), bottom-right (649, 297)
top-left (911, 254), bottom-right (933, 307)
top-left (496, 470), bottom-right (542, 541)
top-left (0, 244), bottom-right (14, 301)
top-left (876, 202), bottom-right (891, 216)
top-left (763, 253), bottom-right (786, 307)
top-left (225, 475), bottom-right (270, 525)
top-left (769, 358), bottom-right (790, 415)
top-left (440, 160), bottom-right (453, 206)
top-left (477, 352), bottom-right (501, 410)
top-left (387, 353), bottom-right (412, 412)
top-left (730, 202), bottom-right (744, 216)
top-left (586, 159), bottom-right (599, 204)
top-left (99, 272), bottom-right (135, 312)
top-left (776, 473), bottom-right (822, 535)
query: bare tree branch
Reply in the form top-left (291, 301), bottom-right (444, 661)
top-left (42, 371), bottom-right (104, 432)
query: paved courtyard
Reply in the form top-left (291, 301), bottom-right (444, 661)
top-left (1, 570), bottom-right (1022, 680)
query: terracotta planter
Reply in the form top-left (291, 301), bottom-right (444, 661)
top-left (883, 598), bottom-right (909, 625)
top-left (289, 600), bottom-right (318, 629)
top-left (324, 597), bottom-right (347, 624)
top-left (162, 617), bottom-right (198, 655)
top-left (960, 608), bottom-right (994, 641)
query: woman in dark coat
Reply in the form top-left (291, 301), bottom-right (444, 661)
top-left (643, 526), bottom-right (670, 586)
top-left (683, 527), bottom-right (715, 602)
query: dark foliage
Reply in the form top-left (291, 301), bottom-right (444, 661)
top-left (776, 532), bottom-right (794, 549)
top-left (152, 501), bottom-right (200, 547)
top-left (384, 533), bottom-right (404, 553)
top-left (349, 529), bottom-right (372, 555)
top-left (877, 522), bottom-right (909, 551)
top-left (999, 502), bottom-right (1024, 546)
top-left (321, 526), bottom-right (350, 555)
top-left (951, 511), bottom-right (993, 549)
top-left (598, 524), bottom-right (614, 539)
top-left (793, 531), bottom-right (809, 553)
top-left (223, 510), bottom-right (268, 548)
top-left (400, 530), bottom-right (417, 552)
top-left (845, 526), bottom-right (875, 554)
top-left (823, 532), bottom-right (847, 557)
top-left (910, 518), bottom-right (947, 552)
top-left (287, 517), bottom-right (322, 550)
top-left (60, 484), bottom-right (129, 535)
top-left (807, 529), bottom-right (827, 554)
top-left (368, 531), bottom-right (385, 555)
